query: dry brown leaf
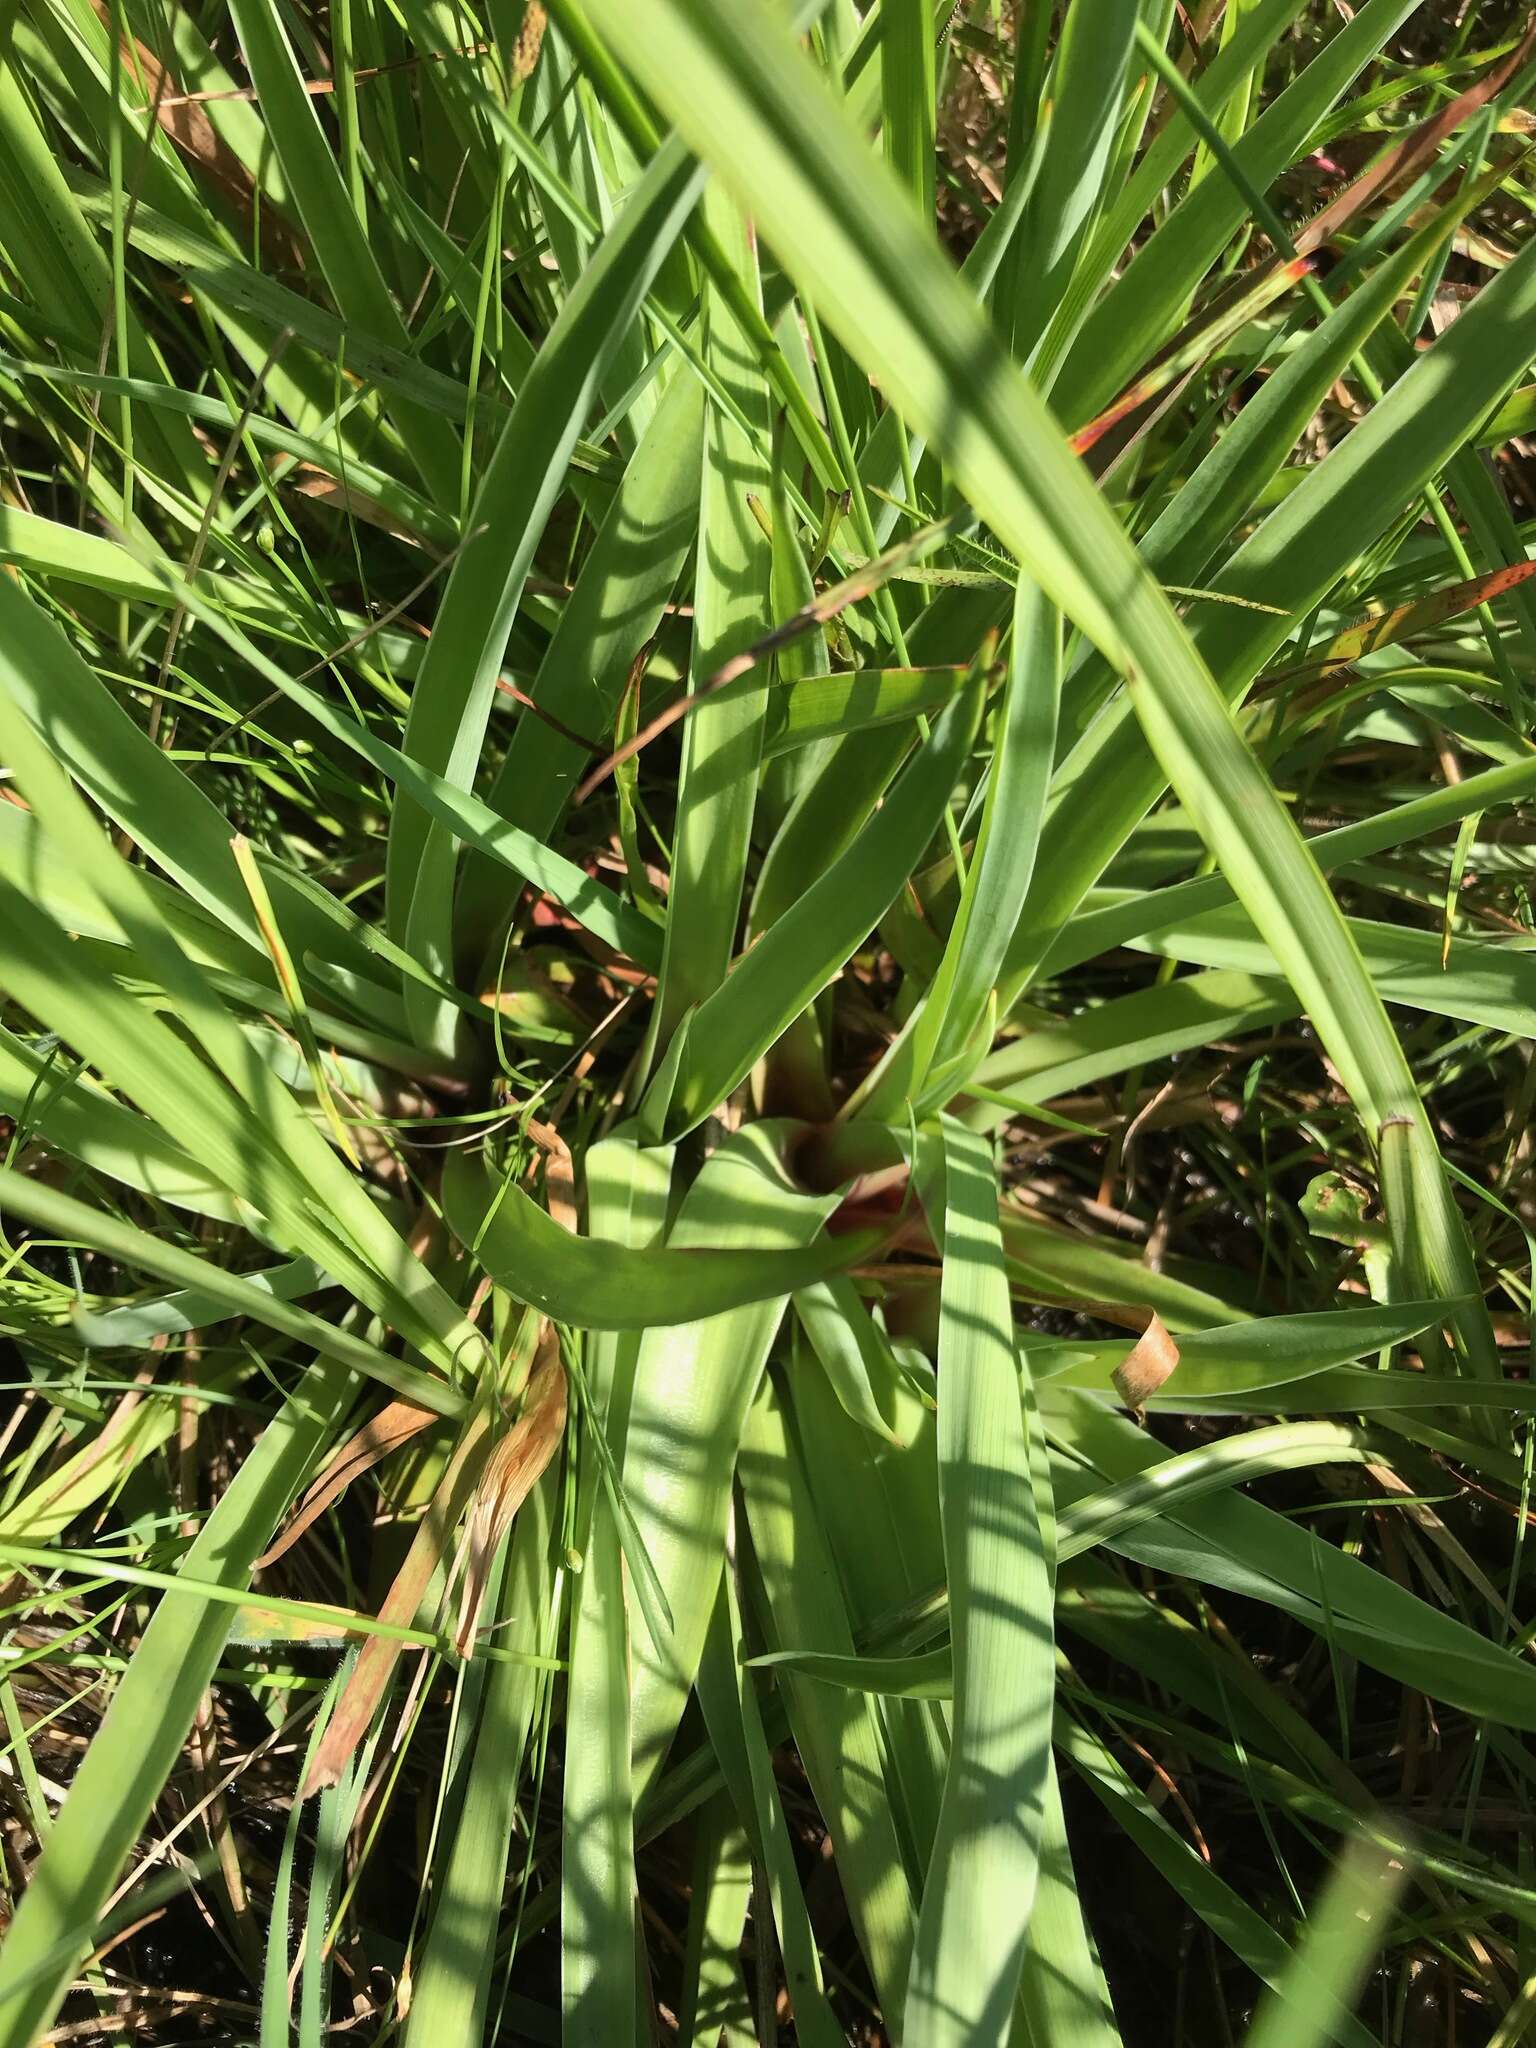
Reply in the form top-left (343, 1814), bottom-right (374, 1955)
top-left (524, 1118), bottom-right (578, 1233)
top-left (285, 466), bottom-right (432, 550)
top-left (301, 1326), bottom-right (567, 1795)
top-left (256, 1397), bottom-right (441, 1570)
top-left (1112, 1312), bottom-right (1180, 1413)
top-left (452, 1328), bottom-right (567, 1655)
top-left (89, 4), bottom-right (284, 245)
top-left (302, 1404), bottom-right (495, 1797)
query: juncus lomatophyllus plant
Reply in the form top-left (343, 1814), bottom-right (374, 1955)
top-left (2, 2), bottom-right (1536, 2043)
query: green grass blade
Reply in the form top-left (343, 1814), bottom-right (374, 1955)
top-left (758, 663), bottom-right (972, 756)
top-left (1053, 0), bottom-right (1421, 426)
top-left (0, 851), bottom-right (470, 1368)
top-left (1048, 1392), bottom-right (1536, 1729)
top-left (458, 367), bottom-right (705, 948)
top-left (1043, 750), bottom-right (1536, 977)
top-left (561, 1134), bottom-right (670, 2044)
top-left (0, 1023), bottom-right (239, 1220)
top-left (387, 140), bottom-right (703, 1050)
top-left (0, 573), bottom-right (342, 982)
top-left (859, 585), bottom-right (1060, 1117)
top-left (143, 556), bottom-right (665, 973)
top-left (664, 677), bottom-right (982, 1137)
top-left (0, 1167), bottom-right (461, 1415)
top-left (402, 1483), bottom-right (560, 2047)
top-left (694, 1572), bottom-right (848, 2048)
top-left (0, 34), bottom-right (204, 493)
top-left (737, 1377), bottom-right (920, 2020)
top-left (623, 1127), bottom-right (843, 1787)
top-left (0, 1360), bottom-right (356, 2046)
top-left (1014, 1759), bottom-right (1124, 2046)
top-left (676, 1797), bottom-right (754, 2046)
top-left (1040, 1301), bottom-right (1456, 1403)
top-left (227, 0), bottom-right (460, 503)
top-left (650, 183), bottom-right (773, 1049)
top-left (1241, 1836), bottom-right (1404, 2048)
top-left (71, 1255), bottom-right (328, 1349)
top-left (442, 1151), bottom-right (874, 1329)
top-left (793, 1279), bottom-right (904, 1445)
top-left (1043, 0), bottom-right (1309, 374)
top-left (1062, 1718), bottom-right (1376, 2048)
top-left (905, 1119), bottom-right (1054, 2044)
top-left (1005, 0), bottom-right (1138, 370)
top-left (881, 0), bottom-right (936, 222)
top-left (750, 720), bottom-right (916, 935)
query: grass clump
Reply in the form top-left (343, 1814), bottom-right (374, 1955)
top-left (3, 2), bottom-right (1536, 2043)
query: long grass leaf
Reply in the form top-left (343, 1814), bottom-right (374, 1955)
top-left (905, 1119), bottom-right (1054, 2043)
top-left (389, 141), bottom-right (703, 1050)
top-left (227, 0), bottom-right (460, 503)
top-left (649, 183), bottom-right (773, 1048)
top-left (0, 1361), bottom-right (356, 2045)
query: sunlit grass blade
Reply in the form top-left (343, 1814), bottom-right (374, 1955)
top-left (649, 183), bottom-right (773, 1053)
top-left (859, 584), bottom-right (1060, 1117)
top-left (402, 1482), bottom-right (561, 2047)
top-left (1241, 1836), bottom-right (1406, 2048)
top-left (1052, 0), bottom-right (1419, 426)
top-left (1004, 0), bottom-right (1137, 371)
top-left (904, 1119), bottom-right (1054, 2043)
top-left (560, 1131), bottom-right (670, 2043)
top-left (694, 1569), bottom-right (848, 2048)
top-left (227, 0), bottom-right (460, 504)
top-left (738, 1376), bottom-right (920, 2021)
top-left (622, 1128), bottom-right (843, 1786)
top-left (0, 1360), bottom-right (356, 2046)
top-left (458, 367), bottom-right (705, 946)
top-left (388, 140), bottom-right (704, 1051)
top-left (664, 676), bottom-right (982, 1137)
top-left (443, 1149), bottom-right (875, 1329)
